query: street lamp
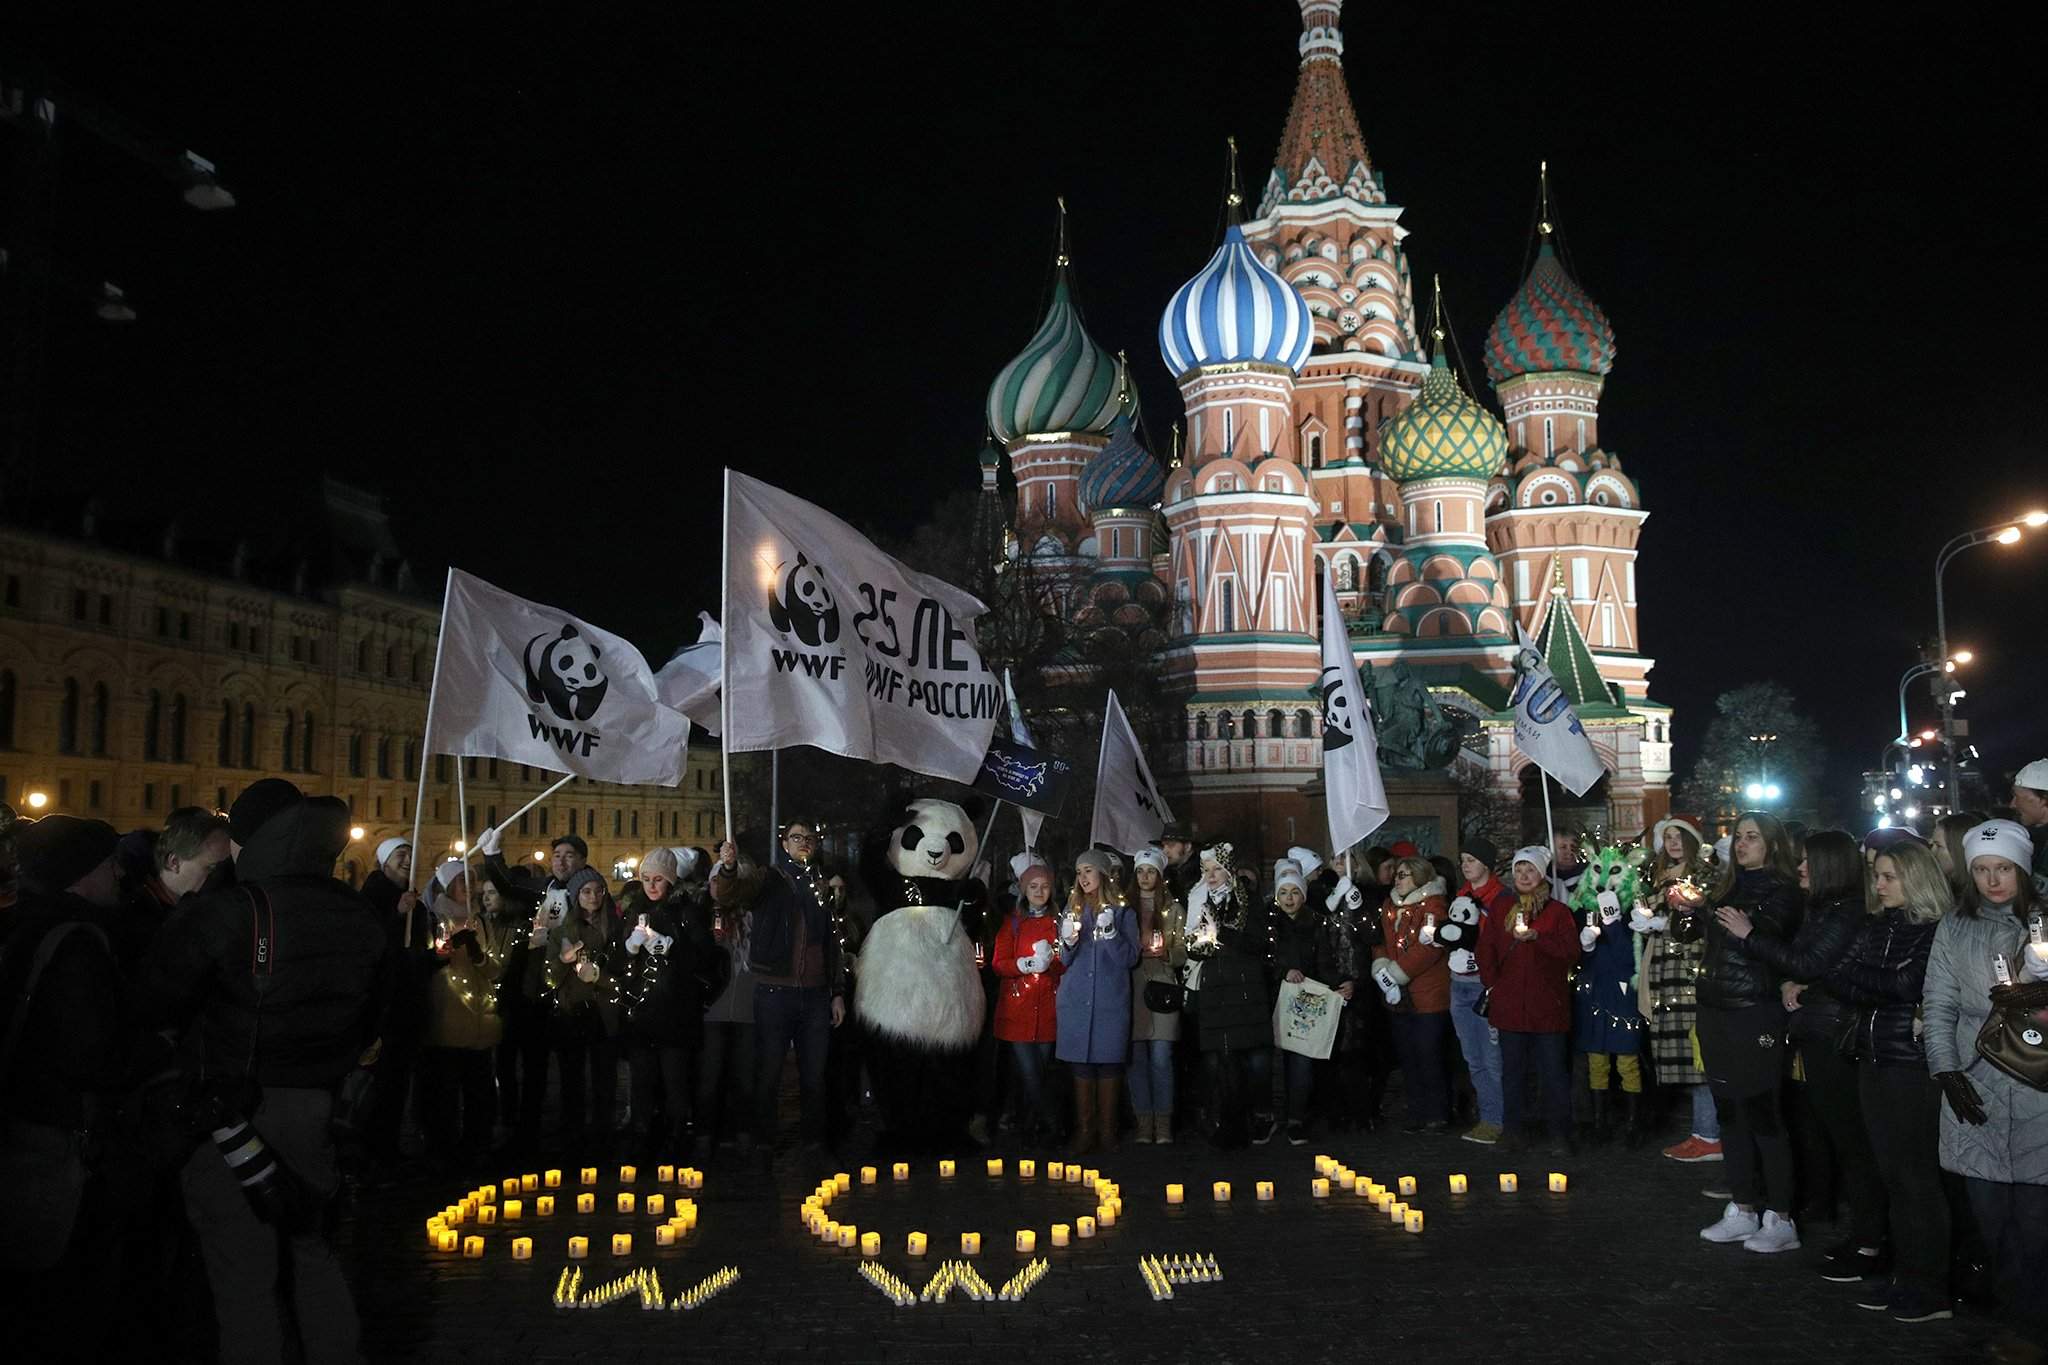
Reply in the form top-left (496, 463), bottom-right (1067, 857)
top-left (25, 790), bottom-right (49, 811)
top-left (1935, 514), bottom-right (2043, 807)
top-left (349, 825), bottom-right (366, 841)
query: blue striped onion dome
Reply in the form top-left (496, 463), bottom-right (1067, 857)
top-left (1380, 350), bottom-right (1507, 481)
top-left (986, 268), bottom-right (1122, 442)
top-left (1078, 413), bottom-right (1163, 515)
top-left (1159, 224), bottom-right (1315, 379)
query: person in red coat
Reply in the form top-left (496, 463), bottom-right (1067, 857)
top-left (992, 859), bottom-right (1065, 1144)
top-left (1478, 845), bottom-right (1580, 1155)
top-left (1371, 856), bottom-right (1453, 1134)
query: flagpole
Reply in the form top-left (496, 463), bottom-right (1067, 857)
top-left (456, 760), bottom-right (470, 884)
top-left (408, 569), bottom-right (456, 945)
top-left (489, 772), bottom-right (576, 842)
top-left (719, 467), bottom-right (734, 853)
top-left (770, 749), bottom-right (780, 846)
top-left (1540, 772), bottom-right (1559, 902)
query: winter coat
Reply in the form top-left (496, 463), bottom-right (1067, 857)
top-left (1450, 877), bottom-right (1515, 978)
top-left (362, 864), bottom-right (436, 1046)
top-left (1265, 900), bottom-right (1326, 987)
top-left (1130, 892), bottom-right (1186, 1043)
top-left (992, 909), bottom-right (1064, 1043)
top-left (1185, 882), bottom-right (1270, 1053)
top-left (1923, 901), bottom-right (2048, 1185)
top-left (1374, 881), bottom-right (1450, 1014)
top-left (617, 885), bottom-right (717, 1048)
top-left (1730, 891), bottom-right (1860, 1046)
top-left (1674, 868), bottom-right (1803, 1011)
top-left (1314, 898), bottom-right (1375, 1053)
top-left (542, 907), bottom-right (621, 1036)
top-left (143, 800), bottom-right (389, 1088)
top-left (1823, 908), bottom-right (1937, 1068)
top-left (740, 858), bottom-right (842, 991)
top-left (1054, 904), bottom-right (1140, 1064)
top-left (1476, 894), bottom-right (1577, 1034)
top-left (426, 915), bottom-right (507, 1052)
top-left (1573, 910), bottom-right (1642, 1055)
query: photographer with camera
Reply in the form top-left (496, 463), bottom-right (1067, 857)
top-left (141, 779), bottom-right (388, 1365)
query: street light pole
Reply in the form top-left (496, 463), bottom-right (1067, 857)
top-left (1933, 514), bottom-right (2043, 809)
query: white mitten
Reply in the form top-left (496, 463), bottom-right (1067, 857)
top-left (1629, 906), bottom-right (1655, 934)
top-left (1418, 916), bottom-right (1437, 947)
top-left (1343, 883), bottom-right (1364, 911)
top-left (625, 921), bottom-right (652, 955)
top-left (648, 933), bottom-right (672, 958)
top-left (1327, 875), bottom-right (1354, 913)
top-left (559, 940), bottom-right (581, 964)
top-left (1597, 890), bottom-right (1621, 923)
top-left (1373, 964), bottom-right (1402, 1005)
top-left (574, 958), bottom-right (599, 983)
top-left (477, 824), bottom-right (503, 858)
top-left (1095, 908), bottom-right (1116, 937)
top-left (2022, 941), bottom-right (2048, 983)
top-left (1579, 923), bottom-right (1599, 951)
top-left (1448, 947), bottom-right (1477, 975)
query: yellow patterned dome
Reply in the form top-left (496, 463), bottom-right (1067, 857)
top-left (1380, 350), bottom-right (1507, 482)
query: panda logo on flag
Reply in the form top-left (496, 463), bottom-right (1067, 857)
top-left (1318, 662), bottom-right (1356, 752)
top-left (768, 551), bottom-right (841, 648)
top-left (523, 624), bottom-right (609, 722)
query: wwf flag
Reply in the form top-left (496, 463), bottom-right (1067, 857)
top-left (1089, 689), bottom-right (1174, 853)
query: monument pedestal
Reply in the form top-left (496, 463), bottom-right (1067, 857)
top-left (1299, 769), bottom-right (1464, 860)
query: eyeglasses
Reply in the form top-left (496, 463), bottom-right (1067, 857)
top-left (782, 831), bottom-right (816, 845)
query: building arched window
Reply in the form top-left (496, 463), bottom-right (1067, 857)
top-left (281, 712), bottom-right (297, 771)
top-left (1195, 713), bottom-right (1210, 740)
top-left (403, 738), bottom-right (418, 782)
top-left (353, 638), bottom-right (368, 673)
top-left (1267, 708), bottom-right (1285, 740)
top-left (0, 670), bottom-right (15, 749)
top-left (1217, 712), bottom-right (1235, 740)
top-left (1240, 709), bottom-right (1257, 739)
top-left (218, 700), bottom-right (234, 765)
top-left (60, 678), bottom-right (82, 754)
top-left (384, 644), bottom-right (398, 678)
top-left (145, 690), bottom-right (163, 760)
top-left (240, 703), bottom-right (256, 769)
top-left (349, 730), bottom-right (364, 777)
top-left (89, 683), bottom-right (109, 756)
top-left (376, 736), bottom-right (392, 779)
top-left (1295, 708), bottom-right (1314, 738)
top-left (170, 693), bottom-right (188, 762)
top-left (302, 712), bottom-right (316, 772)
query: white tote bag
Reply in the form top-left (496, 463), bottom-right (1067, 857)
top-left (1273, 976), bottom-right (1344, 1060)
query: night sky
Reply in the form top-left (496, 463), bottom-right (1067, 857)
top-left (5, 2), bottom-right (2043, 815)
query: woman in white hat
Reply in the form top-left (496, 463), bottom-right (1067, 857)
top-left (1126, 845), bottom-right (1186, 1143)
top-left (1922, 818), bottom-right (2048, 1356)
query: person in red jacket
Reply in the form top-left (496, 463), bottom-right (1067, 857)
top-left (992, 858), bottom-right (1065, 1145)
top-left (1371, 855), bottom-right (1453, 1134)
top-left (1478, 845), bottom-right (1580, 1155)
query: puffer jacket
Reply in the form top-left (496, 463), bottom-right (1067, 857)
top-left (1730, 890), bottom-right (1860, 1045)
top-left (1823, 907), bottom-right (1937, 1067)
top-left (992, 909), bottom-right (1064, 1043)
top-left (617, 885), bottom-right (716, 1047)
top-left (425, 914), bottom-right (508, 1052)
top-left (1674, 868), bottom-right (1802, 1011)
top-left (1923, 900), bottom-right (2048, 1184)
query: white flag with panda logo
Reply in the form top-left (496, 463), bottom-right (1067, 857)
top-left (1090, 689), bottom-right (1174, 853)
top-left (1318, 563), bottom-right (1389, 852)
top-left (425, 568), bottom-right (692, 785)
top-left (722, 469), bottom-right (999, 783)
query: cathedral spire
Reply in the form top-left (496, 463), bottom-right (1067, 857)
top-left (1258, 0), bottom-right (1383, 216)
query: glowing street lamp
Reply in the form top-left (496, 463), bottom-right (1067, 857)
top-left (1936, 514), bottom-right (2044, 804)
top-left (349, 825), bottom-right (367, 841)
top-left (25, 790), bottom-right (49, 810)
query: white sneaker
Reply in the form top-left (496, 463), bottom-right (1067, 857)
top-left (1700, 1202), bottom-right (1762, 1244)
top-left (1742, 1212), bottom-right (1800, 1254)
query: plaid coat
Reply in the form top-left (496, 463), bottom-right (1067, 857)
top-left (1640, 929), bottom-right (1705, 1086)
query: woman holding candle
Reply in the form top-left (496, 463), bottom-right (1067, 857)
top-left (1128, 846), bottom-right (1186, 1144)
top-left (420, 860), bottom-right (508, 1164)
top-left (1373, 855), bottom-right (1454, 1135)
top-left (619, 848), bottom-right (717, 1163)
top-left (1185, 842), bottom-right (1276, 1147)
top-left (1920, 820), bottom-right (2048, 1350)
top-left (541, 866), bottom-right (625, 1153)
top-left (1635, 817), bottom-right (1721, 1163)
top-left (1476, 846), bottom-right (1578, 1154)
top-left (1055, 850), bottom-right (1140, 1153)
top-left (1675, 811), bottom-right (1805, 1254)
top-left (697, 846), bottom-right (757, 1163)
top-left (992, 858), bottom-right (1065, 1146)
top-left (1268, 859), bottom-right (1354, 1145)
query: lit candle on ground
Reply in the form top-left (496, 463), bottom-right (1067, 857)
top-left (436, 1229), bottom-right (458, 1252)
top-left (612, 1233), bottom-right (632, 1256)
top-left (503, 1177), bottom-right (519, 1197)
top-left (1405, 1210), bottom-right (1425, 1233)
top-left (511, 1237), bottom-right (533, 1260)
top-left (568, 1236), bottom-right (589, 1259)
top-left (1315, 1154), bottom-right (1335, 1175)
top-left (893, 1162), bottom-right (910, 1181)
top-left (861, 1166), bottom-right (877, 1185)
top-left (619, 1165), bottom-right (637, 1184)
top-left (1337, 1170), bottom-right (1357, 1190)
top-left (543, 1169), bottom-right (562, 1188)
top-left (656, 1225), bottom-right (677, 1247)
top-left (503, 1199), bottom-right (522, 1221)
top-left (987, 1158), bottom-right (1004, 1177)
top-left (1312, 1178), bottom-right (1331, 1199)
top-left (938, 1159), bottom-right (956, 1178)
top-left (1448, 1174), bottom-right (1469, 1194)
top-left (580, 1167), bottom-right (597, 1186)
top-left (657, 1163), bottom-right (675, 1183)
top-left (1050, 1224), bottom-right (1070, 1247)
top-left (477, 1206), bottom-right (496, 1225)
top-left (1019, 1159), bottom-right (1037, 1179)
top-left (1398, 1176), bottom-right (1417, 1196)
top-left (647, 1194), bottom-right (666, 1217)
top-left (462, 1236), bottom-right (484, 1258)
top-left (1548, 1172), bottom-right (1568, 1193)
top-left (1389, 1202), bottom-right (1408, 1224)
top-left (1015, 1230), bottom-right (1036, 1254)
top-left (521, 1173), bottom-right (538, 1193)
top-left (1358, 1183), bottom-right (1376, 1201)
top-left (536, 1196), bottom-right (554, 1216)
top-left (616, 1193), bottom-right (635, 1214)
top-left (1082, 1168), bottom-right (1098, 1185)
top-left (959, 1232), bottom-right (980, 1255)
top-left (1076, 1216), bottom-right (1096, 1238)
top-left (1256, 1181), bottom-right (1275, 1201)
top-left (907, 1232), bottom-right (928, 1256)
top-left (1049, 1162), bottom-right (1066, 1180)
top-left (576, 1193), bottom-right (594, 1214)
top-left (821, 1221), bottom-right (839, 1243)
top-left (681, 1169), bottom-right (703, 1190)
top-left (1166, 1183), bottom-right (1184, 1205)
top-left (837, 1224), bottom-right (857, 1249)
top-left (1097, 1203), bottom-right (1116, 1227)
top-left (477, 1186), bottom-right (495, 1204)
top-left (1500, 1173), bottom-right (1519, 1193)
top-left (1213, 1180), bottom-right (1232, 1202)
top-left (834, 1172), bottom-right (851, 1193)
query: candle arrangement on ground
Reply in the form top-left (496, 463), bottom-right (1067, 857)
top-left (549, 1264), bottom-right (740, 1312)
top-left (426, 1165), bottom-right (710, 1263)
top-left (998, 1258), bottom-right (1050, 1301)
top-left (1138, 1253), bottom-right (1221, 1301)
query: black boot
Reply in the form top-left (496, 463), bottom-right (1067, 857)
top-left (1622, 1091), bottom-right (1648, 1149)
top-left (1589, 1088), bottom-right (1611, 1145)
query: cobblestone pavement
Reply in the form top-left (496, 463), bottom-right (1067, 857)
top-left (344, 1111), bottom-right (1996, 1365)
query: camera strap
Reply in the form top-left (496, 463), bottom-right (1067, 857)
top-left (242, 886), bottom-right (276, 1081)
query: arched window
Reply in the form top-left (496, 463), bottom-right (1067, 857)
top-left (376, 736), bottom-right (392, 779)
top-left (1267, 708), bottom-right (1285, 740)
top-left (1336, 555), bottom-right (1356, 590)
top-left (412, 651), bottom-right (424, 684)
top-left (1241, 709), bottom-right (1257, 739)
top-left (240, 703), bottom-right (256, 769)
top-left (170, 694), bottom-right (188, 762)
top-left (302, 712), bottom-right (316, 772)
top-left (60, 678), bottom-right (81, 754)
top-left (281, 712), bottom-right (297, 771)
top-left (89, 683), bottom-right (109, 756)
top-left (0, 670), bottom-right (15, 748)
top-left (1217, 712), bottom-right (1235, 739)
top-left (145, 690), bottom-right (163, 760)
top-left (349, 731), bottom-right (364, 777)
top-left (218, 700), bottom-right (234, 765)
top-left (353, 638), bottom-right (368, 673)
top-left (404, 739), bottom-right (418, 782)
top-left (1295, 708), bottom-right (1314, 738)
top-left (1195, 714), bottom-right (1210, 740)
top-left (384, 644), bottom-right (398, 678)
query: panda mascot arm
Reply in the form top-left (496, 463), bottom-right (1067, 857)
top-left (852, 796), bottom-right (987, 1050)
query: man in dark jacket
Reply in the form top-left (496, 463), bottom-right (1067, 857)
top-left (357, 834), bottom-right (430, 1168)
top-left (140, 779), bottom-right (387, 1365)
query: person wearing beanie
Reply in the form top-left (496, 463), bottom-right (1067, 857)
top-left (617, 845), bottom-right (716, 1162)
top-left (1447, 837), bottom-right (1512, 1145)
top-left (1126, 845), bottom-right (1185, 1144)
top-left (1477, 846), bottom-right (1579, 1156)
top-left (1265, 858), bottom-right (1348, 1146)
top-left (993, 859), bottom-right (1065, 1146)
top-left (1921, 818), bottom-right (2048, 1349)
top-left (538, 864), bottom-right (624, 1149)
top-left (419, 858), bottom-right (507, 1165)
top-left (1639, 816), bottom-right (1721, 1163)
top-left (1055, 848), bottom-right (1140, 1154)
top-left (2007, 760), bottom-right (2048, 886)
top-left (1372, 854), bottom-right (1454, 1136)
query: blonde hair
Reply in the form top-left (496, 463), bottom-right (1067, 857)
top-left (1392, 856), bottom-right (1436, 890)
top-left (1868, 841), bottom-right (1954, 925)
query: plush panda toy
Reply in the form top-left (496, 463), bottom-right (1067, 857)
top-left (854, 795), bottom-right (989, 1155)
top-left (1437, 895), bottom-right (1483, 976)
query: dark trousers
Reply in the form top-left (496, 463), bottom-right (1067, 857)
top-left (754, 984), bottom-right (832, 1145)
top-left (556, 1019), bottom-right (619, 1138)
top-left (1859, 1063), bottom-right (1948, 1296)
top-left (695, 1021), bottom-right (755, 1145)
top-left (362, 1038), bottom-right (418, 1163)
top-left (1203, 1043), bottom-right (1275, 1133)
top-left (628, 1041), bottom-right (692, 1139)
top-left (494, 1035), bottom-right (523, 1127)
top-left (180, 1087), bottom-right (362, 1365)
top-left (419, 1046), bottom-right (497, 1156)
top-left (1800, 1039), bottom-right (1885, 1243)
top-left (1966, 1176), bottom-right (2048, 1343)
top-left (1005, 1040), bottom-right (1053, 1126)
top-left (514, 1032), bottom-right (552, 1145)
top-left (1498, 1028), bottom-right (1571, 1136)
top-left (1281, 1048), bottom-right (1315, 1123)
top-left (1699, 1003), bottom-right (1795, 1214)
top-left (1390, 1011), bottom-right (1453, 1123)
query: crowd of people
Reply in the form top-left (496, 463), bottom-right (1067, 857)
top-left (2, 763), bottom-right (2046, 1363)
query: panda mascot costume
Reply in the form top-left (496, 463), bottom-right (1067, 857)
top-left (854, 795), bottom-right (990, 1155)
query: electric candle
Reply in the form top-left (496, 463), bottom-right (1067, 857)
top-left (503, 1200), bottom-right (522, 1221)
top-left (536, 1196), bottom-right (555, 1216)
top-left (1398, 1176), bottom-right (1417, 1196)
top-left (821, 1221), bottom-right (839, 1243)
top-left (619, 1165), bottom-right (637, 1184)
top-left (959, 1232), bottom-right (980, 1255)
top-left (616, 1193), bottom-right (635, 1215)
top-left (1050, 1224), bottom-right (1070, 1247)
top-left (1312, 1178), bottom-right (1330, 1199)
top-left (544, 1169), bottom-right (562, 1188)
top-left (1019, 1159), bottom-right (1037, 1179)
top-left (1076, 1216), bottom-right (1096, 1238)
top-left (1405, 1210), bottom-right (1425, 1233)
top-left (647, 1194), bottom-right (666, 1217)
top-left (1359, 1183), bottom-right (1376, 1202)
top-left (1548, 1172), bottom-right (1568, 1193)
top-left (477, 1206), bottom-right (496, 1226)
top-left (612, 1233), bottom-right (632, 1256)
top-left (1166, 1183), bottom-right (1184, 1205)
top-left (1097, 1203), bottom-right (1116, 1227)
top-left (907, 1232), bottom-right (928, 1256)
top-left (576, 1193), bottom-right (595, 1214)
top-left (1337, 1170), bottom-right (1356, 1190)
top-left (434, 1229), bottom-right (456, 1252)
top-left (893, 1162), bottom-right (910, 1181)
top-left (861, 1166), bottom-right (877, 1185)
top-left (656, 1225), bottom-right (677, 1247)
top-left (568, 1236), bottom-right (589, 1259)
top-left (1389, 1202), bottom-right (1407, 1224)
top-left (1082, 1168), bottom-right (1098, 1186)
top-left (1448, 1174), bottom-right (1469, 1194)
top-left (503, 1177), bottom-right (519, 1197)
top-left (1213, 1182), bottom-right (1230, 1202)
top-left (938, 1159), bottom-right (956, 1178)
top-left (657, 1164), bottom-right (675, 1184)
top-left (1315, 1154), bottom-right (1334, 1174)
top-left (463, 1236), bottom-right (484, 1258)
top-left (512, 1237), bottom-right (533, 1260)
top-left (834, 1172), bottom-right (851, 1193)
top-left (987, 1158), bottom-right (1004, 1177)
top-left (1015, 1230), bottom-right (1035, 1254)
top-left (1049, 1162), bottom-right (1065, 1180)
top-left (681, 1168), bottom-right (703, 1190)
top-left (1256, 1181), bottom-right (1275, 1201)
top-left (580, 1167), bottom-right (597, 1186)
top-left (426, 1217), bottom-right (444, 1238)
top-left (477, 1185), bottom-right (495, 1203)
top-left (838, 1224), bottom-right (857, 1249)
top-left (521, 1173), bottom-right (539, 1193)
top-left (1500, 1173), bottom-right (1519, 1193)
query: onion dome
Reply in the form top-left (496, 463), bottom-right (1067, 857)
top-left (986, 266), bottom-right (1122, 442)
top-left (1483, 239), bottom-right (1616, 383)
top-left (1380, 348), bottom-right (1508, 482)
top-left (1078, 414), bottom-right (1164, 515)
top-left (1159, 224), bottom-right (1315, 380)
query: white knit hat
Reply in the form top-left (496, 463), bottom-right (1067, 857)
top-left (1274, 866), bottom-right (1308, 898)
top-left (1287, 846), bottom-right (1324, 880)
top-left (432, 858), bottom-right (466, 892)
top-left (375, 836), bottom-right (410, 867)
top-left (1964, 818), bottom-right (2034, 874)
top-left (639, 847), bottom-right (680, 880)
top-left (2015, 759), bottom-right (2048, 793)
top-left (1131, 846), bottom-right (1168, 874)
top-left (1512, 845), bottom-right (1552, 874)
top-left (1011, 850), bottom-right (1052, 883)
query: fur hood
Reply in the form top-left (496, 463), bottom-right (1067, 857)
top-left (1394, 877), bottom-right (1447, 906)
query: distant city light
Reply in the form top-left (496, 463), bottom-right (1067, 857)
top-left (25, 791), bottom-right (49, 810)
top-left (1904, 806), bottom-right (1921, 818)
top-left (1877, 816), bottom-right (1893, 828)
top-left (1873, 795), bottom-right (1887, 811)
top-left (1891, 787), bottom-right (1904, 800)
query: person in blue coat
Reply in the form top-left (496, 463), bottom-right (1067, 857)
top-left (1572, 847), bottom-right (1649, 1145)
top-left (1055, 849), bottom-right (1139, 1155)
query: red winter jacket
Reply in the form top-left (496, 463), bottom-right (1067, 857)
top-left (992, 912), bottom-right (1065, 1043)
top-left (1476, 895), bottom-right (1577, 1033)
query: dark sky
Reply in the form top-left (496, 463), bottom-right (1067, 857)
top-left (5, 1), bottom-right (2043, 815)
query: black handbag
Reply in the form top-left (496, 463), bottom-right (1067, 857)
top-left (1976, 982), bottom-right (2048, 1091)
top-left (1144, 979), bottom-right (1186, 1014)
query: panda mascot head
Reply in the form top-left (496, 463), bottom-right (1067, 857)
top-left (855, 793), bottom-right (988, 1060)
top-left (524, 624), bottom-right (609, 723)
top-left (863, 795), bottom-right (984, 911)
